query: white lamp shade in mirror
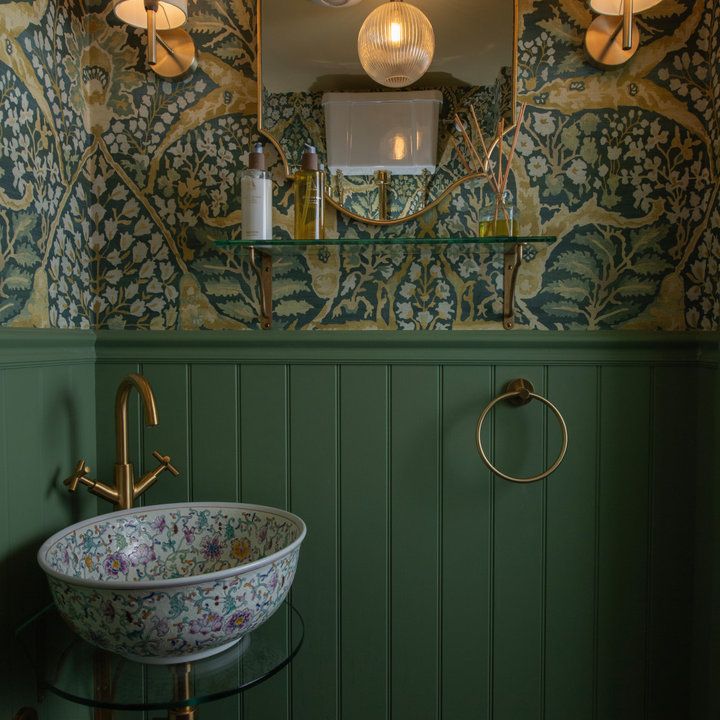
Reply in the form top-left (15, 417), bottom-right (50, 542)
top-left (357, 1), bottom-right (435, 88)
top-left (589, 0), bottom-right (662, 15)
top-left (114, 0), bottom-right (188, 29)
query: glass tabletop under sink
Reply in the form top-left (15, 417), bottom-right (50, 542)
top-left (15, 602), bottom-right (303, 712)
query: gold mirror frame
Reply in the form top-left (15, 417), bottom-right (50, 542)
top-left (256, 0), bottom-right (519, 227)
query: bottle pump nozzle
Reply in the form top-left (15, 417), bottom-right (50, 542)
top-left (249, 142), bottom-right (266, 171)
top-left (301, 143), bottom-right (319, 172)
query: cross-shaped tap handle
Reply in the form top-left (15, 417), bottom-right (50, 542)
top-left (152, 450), bottom-right (180, 477)
top-left (64, 459), bottom-right (90, 492)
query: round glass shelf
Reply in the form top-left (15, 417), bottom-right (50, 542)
top-left (15, 602), bottom-right (303, 712)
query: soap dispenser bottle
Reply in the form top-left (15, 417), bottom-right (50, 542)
top-left (294, 143), bottom-right (324, 240)
top-left (241, 142), bottom-right (272, 241)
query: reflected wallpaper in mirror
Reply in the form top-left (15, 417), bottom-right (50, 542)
top-left (259, 0), bottom-right (517, 224)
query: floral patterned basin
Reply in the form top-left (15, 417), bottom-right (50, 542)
top-left (37, 503), bottom-right (306, 664)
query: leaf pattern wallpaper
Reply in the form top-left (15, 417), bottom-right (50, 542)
top-left (0, 0), bottom-right (717, 330)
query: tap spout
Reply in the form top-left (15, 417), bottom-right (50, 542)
top-left (115, 373), bottom-right (159, 465)
top-left (65, 373), bottom-right (177, 512)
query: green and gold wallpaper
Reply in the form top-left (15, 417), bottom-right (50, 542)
top-left (0, 0), bottom-right (718, 330)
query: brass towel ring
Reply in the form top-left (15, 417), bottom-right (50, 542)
top-left (476, 379), bottom-right (569, 484)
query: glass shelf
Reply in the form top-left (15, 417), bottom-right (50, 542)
top-left (205, 236), bottom-right (554, 331)
top-left (15, 602), bottom-right (303, 713)
top-left (212, 236), bottom-right (555, 256)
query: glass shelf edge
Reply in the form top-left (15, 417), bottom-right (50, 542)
top-left (212, 236), bottom-right (555, 249)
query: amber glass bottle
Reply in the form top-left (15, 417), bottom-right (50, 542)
top-left (293, 144), bottom-right (324, 240)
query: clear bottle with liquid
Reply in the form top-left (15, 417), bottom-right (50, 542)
top-left (478, 190), bottom-right (518, 238)
top-left (294, 144), bottom-right (324, 240)
top-left (241, 142), bottom-right (272, 241)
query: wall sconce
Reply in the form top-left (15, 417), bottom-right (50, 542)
top-left (585, 0), bottom-right (660, 68)
top-left (114, 0), bottom-right (197, 80)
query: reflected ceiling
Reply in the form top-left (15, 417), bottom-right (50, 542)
top-left (263, 0), bottom-right (513, 93)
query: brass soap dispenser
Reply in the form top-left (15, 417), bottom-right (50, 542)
top-left (293, 143), bottom-right (324, 240)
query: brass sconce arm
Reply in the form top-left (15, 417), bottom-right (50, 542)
top-left (134, 451), bottom-right (181, 498)
top-left (145, 0), bottom-right (159, 64)
top-left (622, 0), bottom-right (633, 50)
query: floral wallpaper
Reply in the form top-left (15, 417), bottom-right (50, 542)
top-left (0, 0), bottom-right (717, 330)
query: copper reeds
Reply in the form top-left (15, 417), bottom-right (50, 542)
top-left (452, 103), bottom-right (528, 227)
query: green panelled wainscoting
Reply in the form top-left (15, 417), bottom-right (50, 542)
top-left (0, 331), bottom-right (97, 720)
top-left (1, 330), bottom-right (720, 719)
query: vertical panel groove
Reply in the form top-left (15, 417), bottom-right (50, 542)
top-left (386, 364), bottom-right (392, 720)
top-left (285, 363), bottom-right (293, 720)
top-left (236, 364), bottom-right (243, 720)
top-left (437, 366), bottom-right (443, 720)
top-left (0, 369), bottom-right (7, 720)
top-left (592, 365), bottom-right (601, 720)
top-left (488, 364), bottom-right (495, 720)
top-left (541, 364), bottom-right (548, 720)
top-left (336, 364), bottom-right (342, 720)
top-left (643, 367), bottom-right (656, 719)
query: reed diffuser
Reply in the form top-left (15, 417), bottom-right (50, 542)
top-left (452, 103), bottom-right (527, 237)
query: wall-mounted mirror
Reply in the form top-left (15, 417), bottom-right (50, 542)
top-left (258, 0), bottom-right (518, 226)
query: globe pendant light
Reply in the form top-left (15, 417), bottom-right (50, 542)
top-left (358, 0), bottom-right (435, 88)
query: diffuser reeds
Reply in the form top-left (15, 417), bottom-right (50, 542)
top-left (453, 102), bottom-right (527, 233)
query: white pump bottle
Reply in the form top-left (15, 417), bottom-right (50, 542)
top-left (241, 143), bottom-right (272, 241)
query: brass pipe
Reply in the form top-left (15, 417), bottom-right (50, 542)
top-left (114, 373), bottom-right (159, 465)
top-left (146, 6), bottom-right (157, 65)
top-left (169, 663), bottom-right (196, 720)
top-left (375, 170), bottom-right (390, 222)
top-left (114, 373), bottom-right (159, 509)
top-left (622, 0), bottom-right (633, 50)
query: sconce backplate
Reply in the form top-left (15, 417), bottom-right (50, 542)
top-left (153, 28), bottom-right (197, 81)
top-left (585, 15), bottom-right (639, 68)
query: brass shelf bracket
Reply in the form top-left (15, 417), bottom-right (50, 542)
top-left (249, 247), bottom-right (273, 330)
top-left (503, 243), bottom-right (524, 330)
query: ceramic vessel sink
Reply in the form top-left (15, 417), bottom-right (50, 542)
top-left (38, 502), bottom-right (306, 664)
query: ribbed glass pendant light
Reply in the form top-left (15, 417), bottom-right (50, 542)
top-left (357, 0), bottom-right (435, 88)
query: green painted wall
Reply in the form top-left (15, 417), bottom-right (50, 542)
top-left (1, 329), bottom-right (718, 718)
top-left (90, 331), bottom-right (717, 720)
top-left (0, 331), bottom-right (97, 720)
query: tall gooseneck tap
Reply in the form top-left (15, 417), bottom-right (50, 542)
top-left (64, 373), bottom-right (179, 510)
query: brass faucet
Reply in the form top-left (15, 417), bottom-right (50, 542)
top-left (64, 373), bottom-right (180, 510)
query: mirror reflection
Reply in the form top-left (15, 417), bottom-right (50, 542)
top-left (259, 0), bottom-right (516, 224)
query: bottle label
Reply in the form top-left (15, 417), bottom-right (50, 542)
top-left (241, 177), bottom-right (272, 241)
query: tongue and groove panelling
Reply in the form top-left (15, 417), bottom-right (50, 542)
top-left (94, 332), bottom-right (710, 720)
top-left (0, 331), bottom-right (97, 720)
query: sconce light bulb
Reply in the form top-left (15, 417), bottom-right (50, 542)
top-left (114, 0), bottom-right (188, 30)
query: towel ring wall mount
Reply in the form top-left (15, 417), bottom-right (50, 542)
top-left (476, 378), bottom-right (569, 483)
